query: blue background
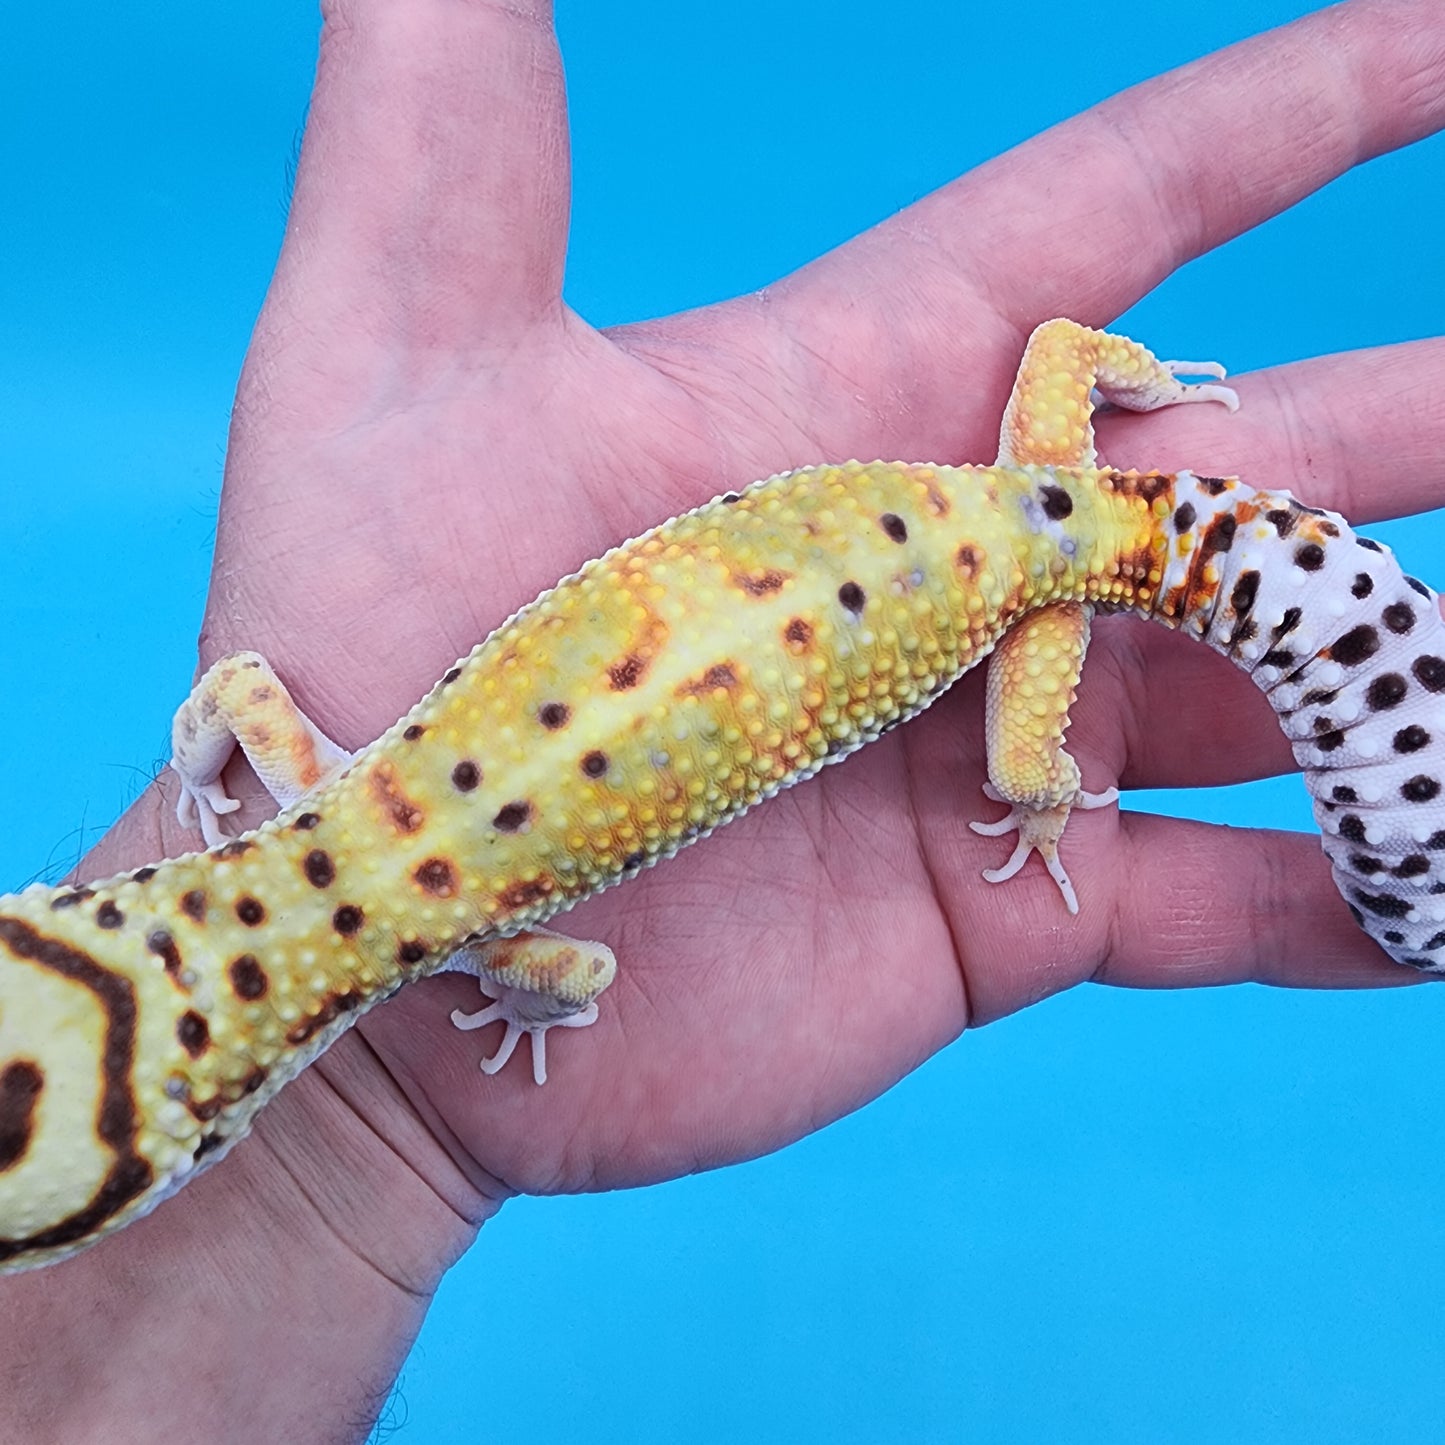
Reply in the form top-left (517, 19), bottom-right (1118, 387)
top-left (5, 2), bottom-right (1445, 1440)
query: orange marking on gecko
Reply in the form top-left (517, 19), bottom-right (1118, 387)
top-left (732, 567), bottom-right (790, 597)
top-left (370, 760), bottom-right (427, 834)
top-left (606, 609), bottom-right (670, 692)
top-left (498, 878), bottom-right (556, 912)
top-left (677, 663), bottom-right (739, 698)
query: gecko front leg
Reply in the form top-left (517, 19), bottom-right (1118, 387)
top-left (442, 931), bottom-right (618, 1086)
top-left (171, 651), bottom-right (353, 846)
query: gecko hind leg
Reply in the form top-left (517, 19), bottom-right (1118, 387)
top-left (170, 651), bottom-right (353, 847)
top-left (968, 600), bottom-right (1113, 915)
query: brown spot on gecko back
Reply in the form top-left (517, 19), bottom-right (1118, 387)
top-left (954, 544), bottom-right (983, 581)
top-left (228, 954), bottom-right (268, 1000)
top-left (176, 1011), bottom-right (210, 1058)
top-left (414, 858), bottom-right (459, 897)
top-left (370, 761), bottom-right (427, 835)
top-left (235, 897), bottom-right (266, 927)
top-left (493, 801), bottom-right (533, 832)
top-left (784, 618), bottom-right (814, 648)
top-left (303, 850), bottom-right (336, 889)
top-left (332, 904), bottom-right (364, 936)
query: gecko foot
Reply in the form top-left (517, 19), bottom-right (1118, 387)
top-left (968, 782), bottom-right (1119, 915)
top-left (442, 932), bottom-right (617, 1085)
top-left (175, 779), bottom-right (243, 849)
top-left (451, 991), bottom-right (602, 1086)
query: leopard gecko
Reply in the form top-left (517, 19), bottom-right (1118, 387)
top-left (2, 319), bottom-right (1441, 1273)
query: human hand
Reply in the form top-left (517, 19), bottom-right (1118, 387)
top-left (7, 2), bottom-right (1445, 1439)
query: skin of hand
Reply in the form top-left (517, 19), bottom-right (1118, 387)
top-left (6, 1), bottom-right (1445, 1439)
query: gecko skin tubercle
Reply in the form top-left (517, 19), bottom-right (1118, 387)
top-left (2, 319), bottom-right (1442, 1270)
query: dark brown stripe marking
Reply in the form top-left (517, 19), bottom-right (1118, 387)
top-left (0, 1061), bottom-right (43, 1172)
top-left (0, 916), bottom-right (152, 1262)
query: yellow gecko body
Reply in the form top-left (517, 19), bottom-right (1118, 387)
top-left (6, 321), bottom-right (1443, 1270)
